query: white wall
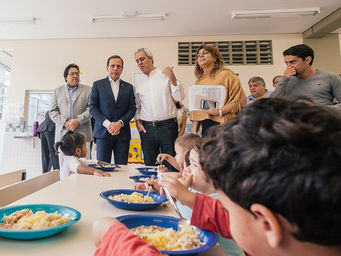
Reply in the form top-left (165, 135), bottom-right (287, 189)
top-left (0, 33), bottom-right (302, 107)
top-left (304, 34), bottom-right (341, 74)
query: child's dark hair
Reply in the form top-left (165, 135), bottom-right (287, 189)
top-left (175, 102), bottom-right (183, 109)
top-left (201, 98), bottom-right (341, 246)
top-left (55, 131), bottom-right (85, 156)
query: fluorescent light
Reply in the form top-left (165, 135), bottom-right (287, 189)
top-left (0, 17), bottom-right (35, 24)
top-left (91, 12), bottom-right (166, 22)
top-left (231, 8), bottom-right (320, 19)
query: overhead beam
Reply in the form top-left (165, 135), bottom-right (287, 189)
top-left (304, 7), bottom-right (341, 38)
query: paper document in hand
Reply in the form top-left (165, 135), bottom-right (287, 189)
top-left (188, 85), bottom-right (226, 111)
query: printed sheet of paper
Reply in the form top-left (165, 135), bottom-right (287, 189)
top-left (188, 85), bottom-right (226, 111)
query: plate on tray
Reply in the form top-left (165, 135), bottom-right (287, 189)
top-left (89, 164), bottom-right (118, 172)
top-left (0, 204), bottom-right (81, 240)
top-left (117, 214), bottom-right (218, 255)
top-left (100, 189), bottom-right (167, 211)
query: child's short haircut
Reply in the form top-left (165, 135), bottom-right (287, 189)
top-left (175, 133), bottom-right (201, 153)
top-left (201, 98), bottom-right (341, 246)
top-left (55, 131), bottom-right (85, 156)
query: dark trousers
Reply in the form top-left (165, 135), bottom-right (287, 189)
top-left (140, 118), bottom-right (178, 170)
top-left (202, 119), bottom-right (220, 137)
top-left (96, 136), bottom-right (130, 164)
top-left (39, 131), bottom-right (59, 173)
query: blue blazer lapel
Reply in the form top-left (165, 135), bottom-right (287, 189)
top-left (116, 80), bottom-right (125, 102)
top-left (104, 78), bottom-right (116, 103)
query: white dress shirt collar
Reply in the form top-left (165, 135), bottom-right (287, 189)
top-left (108, 76), bottom-right (121, 86)
top-left (144, 67), bottom-right (157, 77)
top-left (108, 76), bottom-right (121, 102)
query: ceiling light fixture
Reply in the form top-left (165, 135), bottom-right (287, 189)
top-left (0, 17), bottom-right (35, 24)
top-left (91, 12), bottom-right (166, 22)
top-left (231, 7), bottom-right (320, 19)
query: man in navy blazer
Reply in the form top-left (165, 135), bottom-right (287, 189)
top-left (90, 55), bottom-right (136, 164)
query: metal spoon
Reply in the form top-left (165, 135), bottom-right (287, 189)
top-left (146, 174), bottom-right (155, 197)
top-left (157, 173), bottom-right (189, 230)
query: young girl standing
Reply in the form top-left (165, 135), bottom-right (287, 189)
top-left (55, 131), bottom-right (111, 179)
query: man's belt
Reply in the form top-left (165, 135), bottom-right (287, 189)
top-left (141, 118), bottom-right (177, 127)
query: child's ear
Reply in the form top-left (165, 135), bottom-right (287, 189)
top-left (75, 147), bottom-right (81, 157)
top-left (250, 203), bottom-right (282, 248)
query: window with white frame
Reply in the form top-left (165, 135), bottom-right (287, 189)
top-left (24, 91), bottom-right (53, 128)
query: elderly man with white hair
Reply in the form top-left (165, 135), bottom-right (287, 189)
top-left (134, 48), bottom-right (185, 169)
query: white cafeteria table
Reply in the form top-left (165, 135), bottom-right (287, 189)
top-left (0, 165), bottom-right (226, 256)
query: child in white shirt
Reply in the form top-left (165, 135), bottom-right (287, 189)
top-left (55, 131), bottom-right (111, 179)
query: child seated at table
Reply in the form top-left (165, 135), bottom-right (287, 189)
top-left (135, 132), bottom-right (245, 255)
top-left (92, 98), bottom-right (341, 256)
top-left (133, 133), bottom-right (201, 191)
top-left (55, 131), bottom-right (111, 179)
top-left (157, 133), bottom-right (201, 172)
top-left (177, 142), bottom-right (245, 256)
top-left (110, 135), bottom-right (244, 255)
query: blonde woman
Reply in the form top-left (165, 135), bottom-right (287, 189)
top-left (190, 44), bottom-right (246, 136)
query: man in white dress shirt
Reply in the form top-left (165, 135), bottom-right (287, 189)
top-left (134, 48), bottom-right (185, 168)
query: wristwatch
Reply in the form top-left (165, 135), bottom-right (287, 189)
top-left (218, 109), bottom-right (223, 117)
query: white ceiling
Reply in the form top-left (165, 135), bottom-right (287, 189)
top-left (0, 0), bottom-right (340, 40)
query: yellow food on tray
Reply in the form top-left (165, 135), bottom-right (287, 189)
top-left (131, 225), bottom-right (202, 251)
top-left (0, 209), bottom-right (71, 230)
top-left (108, 192), bottom-right (154, 203)
top-left (139, 177), bottom-right (149, 181)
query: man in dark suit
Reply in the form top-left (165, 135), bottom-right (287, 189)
top-left (90, 55), bottom-right (136, 164)
top-left (37, 111), bottom-right (59, 173)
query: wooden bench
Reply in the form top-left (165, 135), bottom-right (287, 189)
top-left (0, 170), bottom-right (60, 207)
top-left (0, 169), bottom-right (26, 188)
